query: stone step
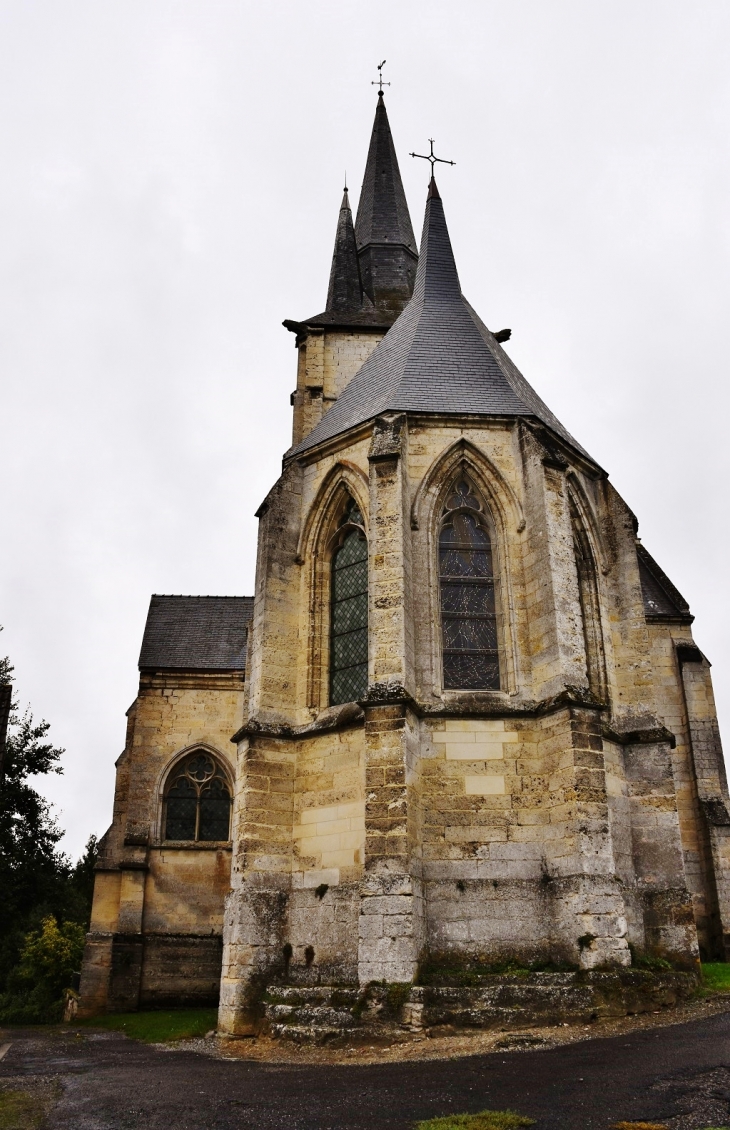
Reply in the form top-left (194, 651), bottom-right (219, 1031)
top-left (266, 1003), bottom-right (359, 1029)
top-left (270, 1023), bottom-right (350, 1045)
top-left (265, 985), bottom-right (360, 1007)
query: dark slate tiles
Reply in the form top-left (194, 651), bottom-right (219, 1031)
top-left (138, 595), bottom-right (253, 671)
top-left (288, 179), bottom-right (592, 462)
top-left (325, 189), bottom-right (369, 316)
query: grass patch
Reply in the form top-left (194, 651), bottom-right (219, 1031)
top-left (0, 1090), bottom-right (47, 1130)
top-left (611, 1123), bottom-right (668, 1130)
top-left (415, 1111), bottom-right (535, 1130)
top-left (80, 1008), bottom-right (218, 1043)
top-left (702, 963), bottom-right (730, 993)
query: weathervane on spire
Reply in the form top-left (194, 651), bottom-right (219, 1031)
top-left (410, 139), bottom-right (455, 177)
top-left (372, 60), bottom-right (390, 95)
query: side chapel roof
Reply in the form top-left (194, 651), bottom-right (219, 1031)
top-left (288, 177), bottom-right (593, 462)
top-left (637, 544), bottom-right (693, 621)
top-left (139, 595), bottom-right (253, 671)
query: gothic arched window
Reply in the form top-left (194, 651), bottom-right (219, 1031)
top-left (439, 478), bottom-right (500, 690)
top-left (164, 751), bottom-right (232, 842)
top-left (330, 498), bottom-right (368, 706)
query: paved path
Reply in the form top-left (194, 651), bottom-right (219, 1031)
top-left (2, 1012), bottom-right (730, 1129)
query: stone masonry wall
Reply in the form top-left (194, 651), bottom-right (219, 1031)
top-left (79, 671), bottom-right (244, 1016)
top-left (217, 409), bottom-right (718, 1031)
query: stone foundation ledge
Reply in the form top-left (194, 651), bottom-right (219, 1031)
top-left (408, 970), bottom-right (699, 1030)
top-left (261, 970), bottom-right (699, 1043)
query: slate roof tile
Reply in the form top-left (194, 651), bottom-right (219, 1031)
top-left (138, 595), bottom-right (253, 671)
top-left (288, 178), bottom-right (591, 462)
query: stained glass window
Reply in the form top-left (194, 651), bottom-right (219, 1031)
top-left (439, 479), bottom-right (500, 690)
top-left (330, 500), bottom-right (368, 706)
top-left (164, 751), bottom-right (232, 842)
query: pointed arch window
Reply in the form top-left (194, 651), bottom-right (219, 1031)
top-left (439, 478), bottom-right (500, 690)
top-left (570, 499), bottom-right (607, 701)
top-left (164, 751), bottom-right (232, 842)
top-left (330, 498), bottom-right (368, 706)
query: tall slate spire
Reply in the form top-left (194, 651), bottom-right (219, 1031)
top-left (355, 92), bottom-right (418, 317)
top-left (325, 188), bottom-right (367, 314)
top-left (288, 177), bottom-right (592, 462)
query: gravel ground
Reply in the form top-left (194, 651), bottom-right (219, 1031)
top-left (2, 997), bottom-right (730, 1129)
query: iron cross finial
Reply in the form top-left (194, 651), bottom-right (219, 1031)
top-left (372, 60), bottom-right (390, 94)
top-left (410, 138), bottom-right (455, 175)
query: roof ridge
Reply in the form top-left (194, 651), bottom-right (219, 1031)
top-left (150, 594), bottom-right (253, 600)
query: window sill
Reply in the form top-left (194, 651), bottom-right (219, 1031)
top-left (155, 841), bottom-right (232, 851)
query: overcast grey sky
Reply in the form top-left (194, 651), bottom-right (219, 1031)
top-left (2, 0), bottom-right (729, 860)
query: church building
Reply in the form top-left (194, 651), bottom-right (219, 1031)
top-left (79, 89), bottom-right (730, 1033)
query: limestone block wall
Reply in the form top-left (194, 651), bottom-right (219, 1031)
top-left (123, 672), bottom-right (242, 843)
top-left (288, 727), bottom-right (366, 979)
top-left (291, 329), bottom-right (384, 447)
top-left (79, 671), bottom-right (244, 1016)
top-left (140, 936), bottom-right (223, 1007)
top-left (293, 801), bottom-right (365, 879)
top-left (679, 650), bottom-right (730, 957)
top-left (219, 405), bottom-right (720, 1028)
top-left (419, 709), bottom-right (630, 967)
top-left (143, 847), bottom-right (232, 933)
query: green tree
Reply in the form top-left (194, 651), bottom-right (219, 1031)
top-left (0, 629), bottom-right (97, 1011)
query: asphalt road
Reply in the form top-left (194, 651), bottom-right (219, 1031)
top-left (3, 1012), bottom-right (730, 1129)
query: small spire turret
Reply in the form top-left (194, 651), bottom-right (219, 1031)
top-left (355, 91), bottom-right (418, 317)
top-left (325, 188), bottom-right (367, 315)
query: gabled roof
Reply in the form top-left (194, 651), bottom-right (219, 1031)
top-left (139, 595), bottom-right (253, 671)
top-left (288, 178), bottom-right (592, 461)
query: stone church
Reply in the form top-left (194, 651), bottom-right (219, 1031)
top-left (80, 90), bottom-right (730, 1032)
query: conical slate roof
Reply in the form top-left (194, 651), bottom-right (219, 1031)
top-left (294, 94), bottom-right (417, 330)
top-left (355, 92), bottom-right (418, 317)
top-left (324, 189), bottom-right (369, 315)
top-left (288, 178), bottom-right (592, 461)
top-left (356, 93), bottom-right (417, 252)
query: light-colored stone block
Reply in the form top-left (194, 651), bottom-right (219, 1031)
top-left (445, 742), bottom-right (506, 760)
top-left (292, 868), bottom-right (340, 889)
top-left (464, 775), bottom-right (506, 795)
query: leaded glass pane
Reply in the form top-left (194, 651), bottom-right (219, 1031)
top-left (440, 489), bottom-right (500, 691)
top-left (440, 582), bottom-right (495, 617)
top-left (165, 776), bottom-right (197, 840)
top-left (330, 527), bottom-right (368, 705)
top-left (332, 593), bottom-right (368, 635)
top-left (199, 775), bottom-right (232, 841)
top-left (444, 652), bottom-right (500, 691)
top-left (164, 752), bottom-right (232, 842)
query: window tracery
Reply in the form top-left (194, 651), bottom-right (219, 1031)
top-left (330, 498), bottom-right (368, 706)
top-left (439, 477), bottom-right (500, 690)
top-left (163, 751), bottom-right (232, 842)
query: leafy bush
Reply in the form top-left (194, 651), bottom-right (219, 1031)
top-left (0, 916), bottom-right (85, 1024)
